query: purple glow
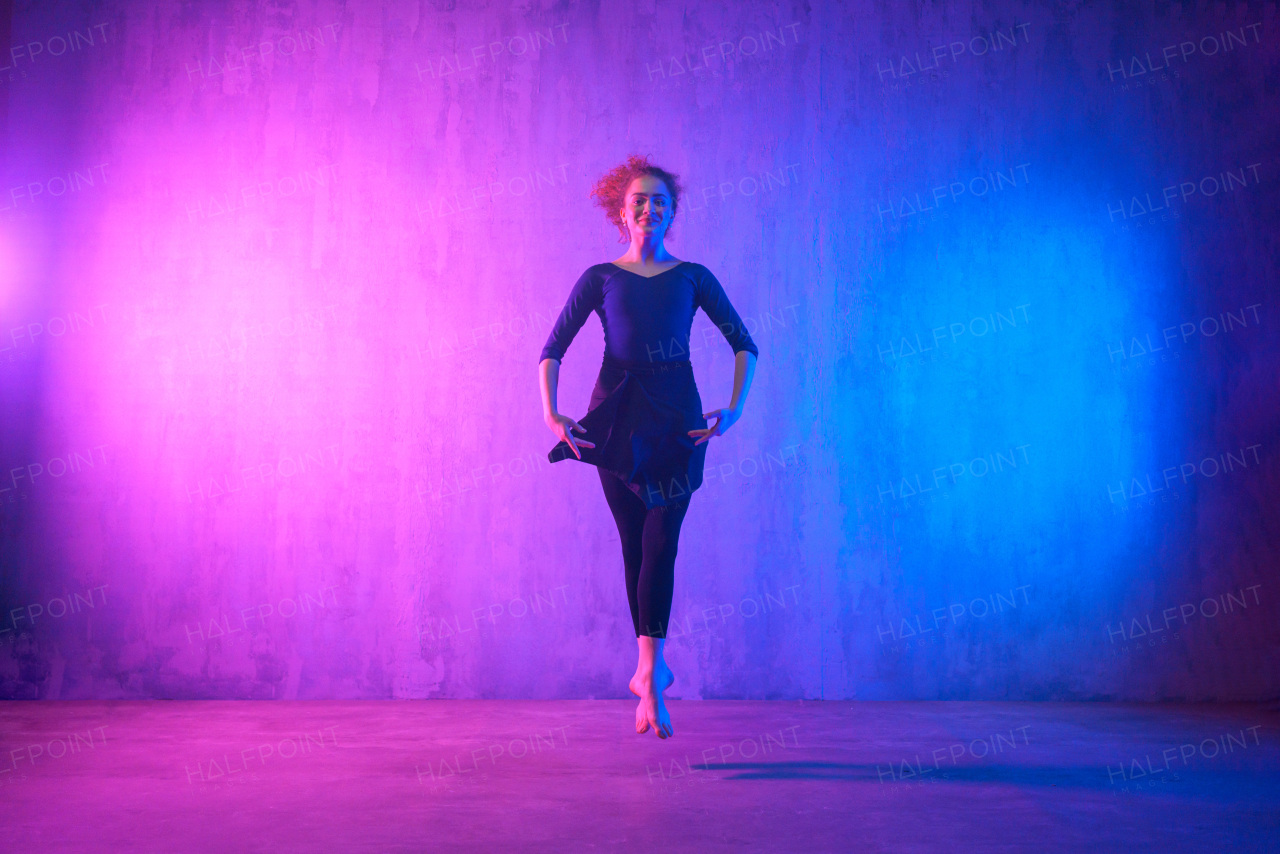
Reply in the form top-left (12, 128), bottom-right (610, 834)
top-left (0, 1), bottom-right (1276, 705)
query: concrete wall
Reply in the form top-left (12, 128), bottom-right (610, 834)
top-left (0, 0), bottom-right (1276, 700)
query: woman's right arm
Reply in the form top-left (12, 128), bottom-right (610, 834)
top-left (539, 357), bottom-right (594, 459)
top-left (537, 268), bottom-right (604, 460)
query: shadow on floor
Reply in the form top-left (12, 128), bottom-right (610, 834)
top-left (709, 761), bottom-right (1194, 790)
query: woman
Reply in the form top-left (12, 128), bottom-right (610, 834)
top-left (537, 155), bottom-right (758, 739)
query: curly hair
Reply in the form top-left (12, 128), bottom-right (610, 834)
top-left (590, 154), bottom-right (684, 243)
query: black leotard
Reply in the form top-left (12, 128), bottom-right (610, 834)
top-left (542, 261), bottom-right (757, 637)
top-left (538, 262), bottom-right (758, 364)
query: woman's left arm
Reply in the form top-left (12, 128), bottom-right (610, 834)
top-left (689, 266), bottom-right (759, 445)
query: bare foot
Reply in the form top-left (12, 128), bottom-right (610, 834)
top-left (629, 661), bottom-right (674, 697)
top-left (631, 666), bottom-right (674, 738)
top-left (631, 635), bottom-right (674, 738)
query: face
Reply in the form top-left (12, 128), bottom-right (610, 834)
top-left (620, 175), bottom-right (673, 238)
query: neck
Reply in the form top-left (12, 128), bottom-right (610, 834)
top-left (618, 234), bottom-right (673, 264)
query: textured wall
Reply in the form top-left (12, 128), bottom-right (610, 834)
top-left (0, 0), bottom-right (1276, 700)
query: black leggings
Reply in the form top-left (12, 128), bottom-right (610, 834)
top-left (597, 469), bottom-right (692, 638)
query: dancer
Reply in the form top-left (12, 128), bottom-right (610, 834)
top-left (537, 155), bottom-right (758, 738)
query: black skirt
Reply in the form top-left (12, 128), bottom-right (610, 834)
top-left (547, 355), bottom-right (708, 509)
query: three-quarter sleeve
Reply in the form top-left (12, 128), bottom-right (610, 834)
top-left (694, 265), bottom-right (758, 358)
top-left (539, 266), bottom-right (603, 363)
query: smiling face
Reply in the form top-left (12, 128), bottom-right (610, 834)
top-left (620, 174), bottom-right (674, 241)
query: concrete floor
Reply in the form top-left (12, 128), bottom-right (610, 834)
top-left (1, 701), bottom-right (1277, 852)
